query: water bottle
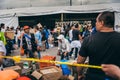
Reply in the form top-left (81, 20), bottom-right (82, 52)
top-left (23, 62), bottom-right (29, 69)
top-left (32, 61), bottom-right (36, 70)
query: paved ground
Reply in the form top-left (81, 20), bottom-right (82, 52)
top-left (40, 47), bottom-right (61, 61)
top-left (11, 47), bottom-right (61, 61)
top-left (11, 46), bottom-right (77, 62)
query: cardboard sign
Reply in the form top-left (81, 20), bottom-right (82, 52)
top-left (5, 31), bottom-right (14, 39)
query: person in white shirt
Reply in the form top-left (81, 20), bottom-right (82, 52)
top-left (0, 41), bottom-right (6, 56)
top-left (0, 41), bottom-right (6, 70)
top-left (16, 28), bottom-right (21, 47)
top-left (68, 24), bottom-right (74, 43)
top-left (57, 34), bottom-right (71, 60)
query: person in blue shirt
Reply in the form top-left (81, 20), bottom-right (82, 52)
top-left (34, 25), bottom-right (42, 58)
top-left (92, 26), bottom-right (97, 34)
top-left (43, 26), bottom-right (50, 49)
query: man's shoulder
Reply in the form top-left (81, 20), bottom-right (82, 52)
top-left (112, 32), bottom-right (120, 39)
top-left (113, 31), bottom-right (120, 35)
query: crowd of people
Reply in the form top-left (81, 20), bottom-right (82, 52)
top-left (0, 11), bottom-right (120, 80)
top-left (0, 24), bottom-right (51, 57)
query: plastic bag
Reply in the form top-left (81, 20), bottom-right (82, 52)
top-left (3, 59), bottom-right (15, 68)
top-left (20, 46), bottom-right (24, 56)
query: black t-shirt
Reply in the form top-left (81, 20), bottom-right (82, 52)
top-left (72, 29), bottom-right (80, 41)
top-left (79, 31), bottom-right (120, 80)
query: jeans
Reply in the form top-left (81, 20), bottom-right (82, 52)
top-left (6, 40), bottom-right (13, 56)
top-left (45, 39), bottom-right (49, 49)
top-left (69, 47), bottom-right (78, 59)
top-left (27, 49), bottom-right (34, 58)
top-left (61, 52), bottom-right (69, 60)
top-left (17, 39), bottom-right (20, 48)
top-left (37, 51), bottom-right (41, 59)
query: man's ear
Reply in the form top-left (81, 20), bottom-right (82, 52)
top-left (101, 21), bottom-right (104, 26)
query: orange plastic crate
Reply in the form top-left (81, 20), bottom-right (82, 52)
top-left (40, 56), bottom-right (56, 69)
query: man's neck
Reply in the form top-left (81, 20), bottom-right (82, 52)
top-left (36, 30), bottom-right (39, 33)
top-left (74, 28), bottom-right (78, 30)
top-left (26, 32), bottom-right (30, 35)
top-left (100, 27), bottom-right (114, 32)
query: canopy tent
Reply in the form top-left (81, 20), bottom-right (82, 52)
top-left (0, 3), bottom-right (120, 29)
top-left (0, 17), bottom-right (18, 29)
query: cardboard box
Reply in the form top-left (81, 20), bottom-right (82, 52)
top-left (5, 31), bottom-right (14, 39)
top-left (3, 66), bottom-right (21, 75)
top-left (40, 66), bottom-right (62, 80)
top-left (15, 62), bottom-right (23, 68)
top-left (21, 68), bottom-right (31, 75)
top-left (31, 70), bottom-right (42, 80)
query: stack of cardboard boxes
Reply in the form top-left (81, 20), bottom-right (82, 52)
top-left (3, 59), bottom-right (63, 80)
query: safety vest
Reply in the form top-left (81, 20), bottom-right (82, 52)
top-left (0, 32), bottom-right (7, 45)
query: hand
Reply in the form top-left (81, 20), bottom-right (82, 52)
top-left (102, 64), bottom-right (120, 79)
top-left (78, 75), bottom-right (84, 80)
top-left (64, 52), bottom-right (67, 56)
top-left (37, 46), bottom-right (41, 51)
top-left (57, 50), bottom-right (61, 56)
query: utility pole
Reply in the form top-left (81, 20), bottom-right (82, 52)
top-left (61, 13), bottom-right (64, 28)
top-left (61, 13), bottom-right (64, 22)
top-left (70, 0), bottom-right (72, 6)
top-left (30, 0), bottom-right (32, 7)
top-left (80, 0), bottom-right (82, 5)
top-left (78, 0), bottom-right (82, 5)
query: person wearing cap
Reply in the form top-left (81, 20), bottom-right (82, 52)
top-left (57, 34), bottom-right (71, 60)
top-left (20, 25), bottom-right (37, 58)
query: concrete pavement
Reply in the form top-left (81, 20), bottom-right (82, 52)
top-left (11, 47), bottom-right (61, 61)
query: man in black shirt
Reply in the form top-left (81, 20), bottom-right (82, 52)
top-left (77, 11), bottom-right (120, 80)
top-left (70, 24), bottom-right (82, 60)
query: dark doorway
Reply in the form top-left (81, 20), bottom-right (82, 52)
top-left (19, 13), bottom-right (99, 30)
